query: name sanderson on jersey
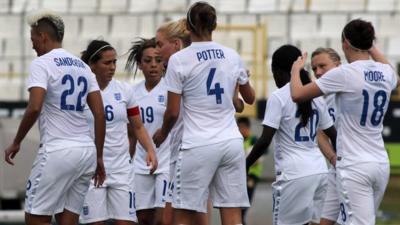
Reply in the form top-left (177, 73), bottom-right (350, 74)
top-left (53, 57), bottom-right (86, 68)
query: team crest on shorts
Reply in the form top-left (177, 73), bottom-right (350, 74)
top-left (114, 93), bottom-right (122, 101)
top-left (83, 206), bottom-right (89, 215)
top-left (158, 95), bottom-right (165, 103)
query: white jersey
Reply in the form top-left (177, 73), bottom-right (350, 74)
top-left (169, 107), bottom-right (183, 163)
top-left (316, 60), bottom-right (398, 167)
top-left (165, 41), bottom-right (248, 149)
top-left (263, 84), bottom-right (333, 181)
top-left (324, 94), bottom-right (337, 125)
top-left (27, 48), bottom-right (99, 151)
top-left (133, 79), bottom-right (170, 174)
top-left (85, 79), bottom-right (137, 172)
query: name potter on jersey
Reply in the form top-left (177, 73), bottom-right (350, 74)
top-left (196, 49), bottom-right (225, 61)
top-left (54, 57), bottom-right (86, 68)
top-left (364, 70), bottom-right (385, 82)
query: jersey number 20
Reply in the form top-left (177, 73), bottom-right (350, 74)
top-left (294, 109), bottom-right (319, 142)
top-left (206, 68), bottom-right (224, 104)
top-left (60, 74), bottom-right (88, 111)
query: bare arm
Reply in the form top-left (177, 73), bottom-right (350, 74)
top-left (4, 87), bottom-right (45, 165)
top-left (153, 92), bottom-right (181, 147)
top-left (233, 83), bottom-right (244, 113)
top-left (239, 82), bottom-right (255, 105)
top-left (87, 90), bottom-right (106, 187)
top-left (290, 53), bottom-right (324, 102)
top-left (127, 123), bottom-right (137, 158)
top-left (317, 130), bottom-right (336, 166)
top-left (128, 115), bottom-right (158, 174)
top-left (246, 125), bottom-right (275, 171)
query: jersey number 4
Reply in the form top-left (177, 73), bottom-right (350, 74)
top-left (60, 74), bottom-right (88, 111)
top-left (360, 89), bottom-right (387, 126)
top-left (206, 68), bottom-right (224, 104)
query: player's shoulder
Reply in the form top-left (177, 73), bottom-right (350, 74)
top-left (270, 84), bottom-right (291, 105)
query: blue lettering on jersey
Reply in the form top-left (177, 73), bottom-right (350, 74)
top-left (196, 49), bottom-right (225, 61)
top-left (54, 57), bottom-right (85, 68)
top-left (364, 70), bottom-right (385, 82)
top-left (114, 93), bottom-right (121, 101)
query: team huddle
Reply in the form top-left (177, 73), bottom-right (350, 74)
top-left (2, 1), bottom-right (399, 225)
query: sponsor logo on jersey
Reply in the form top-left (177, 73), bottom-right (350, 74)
top-left (158, 95), bottom-right (165, 103)
top-left (114, 93), bottom-right (122, 101)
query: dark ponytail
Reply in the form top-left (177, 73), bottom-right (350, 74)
top-left (271, 44), bottom-right (313, 125)
top-left (298, 69), bottom-right (312, 125)
top-left (81, 40), bottom-right (114, 64)
top-left (125, 37), bottom-right (156, 75)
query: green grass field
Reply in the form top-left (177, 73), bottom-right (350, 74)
top-left (377, 175), bottom-right (400, 224)
top-left (377, 143), bottom-right (400, 224)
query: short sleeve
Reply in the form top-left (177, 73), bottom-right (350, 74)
top-left (262, 93), bottom-right (283, 129)
top-left (237, 56), bottom-right (249, 85)
top-left (315, 67), bottom-right (346, 95)
top-left (316, 98), bottom-right (334, 130)
top-left (27, 60), bottom-right (48, 91)
top-left (87, 72), bottom-right (100, 93)
top-left (165, 55), bottom-right (183, 94)
top-left (124, 82), bottom-right (138, 109)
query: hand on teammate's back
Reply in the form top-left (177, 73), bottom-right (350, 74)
top-left (4, 143), bottom-right (20, 165)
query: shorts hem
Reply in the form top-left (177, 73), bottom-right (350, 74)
top-left (320, 214), bottom-right (338, 222)
top-left (172, 203), bottom-right (207, 213)
top-left (64, 206), bottom-right (81, 215)
top-left (213, 202), bottom-right (250, 208)
top-left (25, 209), bottom-right (53, 216)
top-left (80, 216), bottom-right (109, 224)
top-left (111, 216), bottom-right (137, 222)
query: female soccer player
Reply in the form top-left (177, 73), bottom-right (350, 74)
top-left (153, 2), bottom-right (255, 225)
top-left (125, 37), bottom-right (168, 225)
top-left (246, 44), bottom-right (337, 225)
top-left (311, 47), bottom-right (341, 225)
top-left (4, 11), bottom-right (105, 225)
top-left (79, 40), bottom-right (157, 225)
top-left (290, 19), bottom-right (398, 225)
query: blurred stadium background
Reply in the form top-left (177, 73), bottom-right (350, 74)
top-left (0, 0), bottom-right (399, 224)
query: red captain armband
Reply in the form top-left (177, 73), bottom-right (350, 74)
top-left (127, 106), bottom-right (140, 117)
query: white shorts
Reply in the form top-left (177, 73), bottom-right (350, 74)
top-left (272, 174), bottom-right (328, 225)
top-left (336, 162), bottom-right (389, 225)
top-left (166, 160), bottom-right (177, 203)
top-left (134, 173), bottom-right (169, 210)
top-left (173, 138), bottom-right (250, 213)
top-left (321, 167), bottom-right (340, 222)
top-left (25, 145), bottom-right (96, 215)
top-left (80, 164), bottom-right (137, 223)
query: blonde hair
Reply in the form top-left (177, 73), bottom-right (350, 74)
top-left (157, 18), bottom-right (191, 48)
top-left (311, 47), bottom-right (341, 64)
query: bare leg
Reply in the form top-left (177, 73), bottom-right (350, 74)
top-left (114, 219), bottom-right (137, 225)
top-left (220, 208), bottom-right (242, 225)
top-left (137, 209), bottom-right (155, 225)
top-left (154, 207), bottom-right (165, 225)
top-left (25, 213), bottom-right (52, 225)
top-left (55, 209), bottom-right (79, 225)
top-left (163, 203), bottom-right (174, 225)
top-left (173, 209), bottom-right (195, 225)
